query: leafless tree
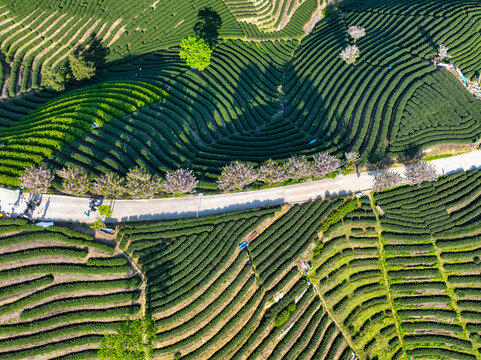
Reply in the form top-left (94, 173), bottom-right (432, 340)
top-left (284, 155), bottom-right (314, 182)
top-left (164, 168), bottom-right (199, 194)
top-left (347, 26), bottom-right (365, 42)
top-left (19, 165), bottom-right (54, 194)
top-left (313, 152), bottom-right (341, 178)
top-left (373, 170), bottom-right (403, 191)
top-left (125, 167), bottom-right (163, 199)
top-left (257, 159), bottom-right (287, 185)
top-left (438, 44), bottom-right (451, 61)
top-left (340, 45), bottom-right (360, 65)
top-left (57, 167), bottom-right (90, 196)
top-left (92, 173), bottom-right (125, 198)
top-left (217, 161), bottom-right (258, 192)
top-left (404, 160), bottom-right (438, 186)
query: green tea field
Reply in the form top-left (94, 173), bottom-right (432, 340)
top-left (1, 0), bottom-right (481, 359)
top-left (1, 169), bottom-right (481, 359)
top-left (0, 0), bottom-right (479, 189)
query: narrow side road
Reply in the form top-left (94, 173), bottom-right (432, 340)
top-left (0, 151), bottom-right (480, 224)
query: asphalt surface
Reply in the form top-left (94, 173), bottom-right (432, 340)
top-left (0, 151), bottom-right (480, 224)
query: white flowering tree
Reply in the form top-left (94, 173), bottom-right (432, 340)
top-left (217, 161), bottom-right (258, 192)
top-left (57, 167), bottom-right (90, 196)
top-left (19, 165), bottom-right (54, 194)
top-left (347, 26), bottom-right (365, 42)
top-left (125, 167), bottom-right (163, 199)
top-left (404, 160), bottom-right (438, 186)
top-left (373, 170), bottom-right (403, 192)
top-left (284, 155), bottom-right (314, 182)
top-left (438, 44), bottom-right (451, 61)
top-left (345, 151), bottom-right (360, 169)
top-left (340, 45), bottom-right (360, 65)
top-left (92, 173), bottom-right (125, 198)
top-left (163, 168), bottom-right (199, 194)
top-left (257, 159), bottom-right (287, 185)
top-left (313, 152), bottom-right (341, 178)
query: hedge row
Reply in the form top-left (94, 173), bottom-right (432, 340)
top-left (0, 277), bottom-right (141, 316)
top-left (20, 291), bottom-right (140, 320)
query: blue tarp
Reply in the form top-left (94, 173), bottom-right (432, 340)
top-left (100, 228), bottom-right (115, 234)
top-left (309, 139), bottom-right (317, 144)
top-left (36, 222), bottom-right (54, 227)
top-left (238, 241), bottom-right (248, 250)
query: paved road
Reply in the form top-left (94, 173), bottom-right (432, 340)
top-left (0, 151), bottom-right (480, 224)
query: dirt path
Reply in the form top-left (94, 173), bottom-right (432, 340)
top-left (51, 19), bottom-right (101, 69)
top-left (185, 280), bottom-right (265, 360)
top-left (101, 18), bottom-right (122, 43)
top-left (155, 257), bottom-right (246, 331)
top-left (151, 249), bottom-right (242, 319)
top-left (42, 17), bottom-right (93, 69)
top-left (277, 293), bottom-right (320, 358)
top-left (0, 10), bottom-right (38, 37)
top-left (31, 15), bottom-right (79, 70)
top-left (154, 271), bottom-right (256, 348)
top-left (447, 189), bottom-right (481, 214)
top-left (106, 25), bottom-right (125, 48)
top-left (369, 194), bottom-right (407, 359)
top-left (260, 290), bottom-right (314, 358)
top-left (434, 241), bottom-right (481, 360)
top-left (0, 11), bottom-right (45, 50)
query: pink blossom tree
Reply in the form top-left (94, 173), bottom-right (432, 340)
top-left (57, 167), bottom-right (90, 196)
top-left (284, 155), bottom-right (314, 182)
top-left (347, 26), bottom-right (366, 42)
top-left (217, 161), bottom-right (258, 192)
top-left (404, 160), bottom-right (438, 186)
top-left (164, 168), bottom-right (199, 194)
top-left (257, 159), bottom-right (287, 185)
top-left (340, 45), bottom-right (360, 65)
top-left (92, 173), bottom-right (125, 198)
top-left (19, 165), bottom-right (54, 194)
top-left (125, 167), bottom-right (163, 199)
top-left (373, 170), bottom-right (403, 191)
top-left (313, 152), bottom-right (341, 178)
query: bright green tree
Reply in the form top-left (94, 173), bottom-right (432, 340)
top-left (179, 36), bottom-right (212, 71)
top-left (68, 53), bottom-right (96, 81)
top-left (98, 205), bottom-right (113, 218)
top-left (41, 67), bottom-right (67, 91)
top-left (90, 218), bottom-right (105, 229)
top-left (98, 317), bottom-right (156, 360)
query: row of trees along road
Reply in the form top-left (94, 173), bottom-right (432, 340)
top-left (18, 153), bottom-right (439, 197)
top-left (19, 151), bottom-right (358, 196)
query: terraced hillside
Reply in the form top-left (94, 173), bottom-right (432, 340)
top-left (312, 196), bottom-right (403, 360)
top-left (2, 169), bottom-right (481, 358)
top-left (223, 0), bottom-right (320, 34)
top-left (0, 81), bottom-right (168, 186)
top-left (117, 202), bottom-right (354, 359)
top-left (309, 168), bottom-right (481, 360)
top-left (0, 219), bottom-right (141, 359)
top-left (0, 0), bottom-right (319, 99)
top-left (0, 0), bottom-right (475, 189)
top-left (374, 169), bottom-right (481, 360)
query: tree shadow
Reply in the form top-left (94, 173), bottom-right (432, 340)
top-left (396, 148), bottom-right (425, 165)
top-left (193, 7), bottom-right (222, 46)
top-left (417, 25), bottom-right (436, 54)
top-left (65, 33), bottom-right (110, 82)
top-left (81, 33), bottom-right (110, 70)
